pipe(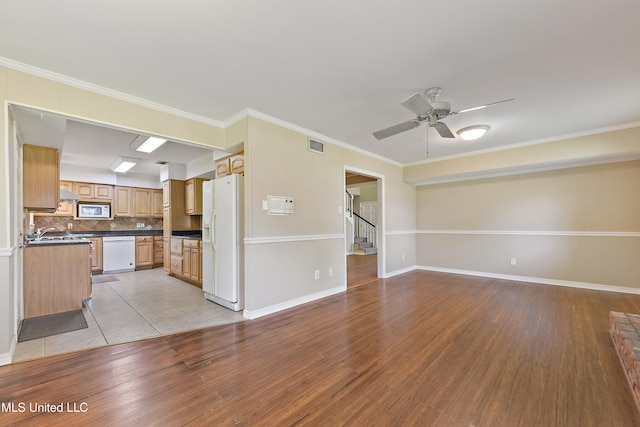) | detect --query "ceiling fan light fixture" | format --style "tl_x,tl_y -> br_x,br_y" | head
110,156 -> 138,173
131,135 -> 167,153
457,125 -> 490,141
